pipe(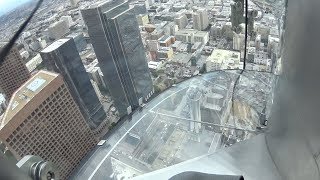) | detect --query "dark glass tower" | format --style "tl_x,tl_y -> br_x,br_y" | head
231,0 -> 244,32
81,0 -> 153,117
40,38 -> 106,129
